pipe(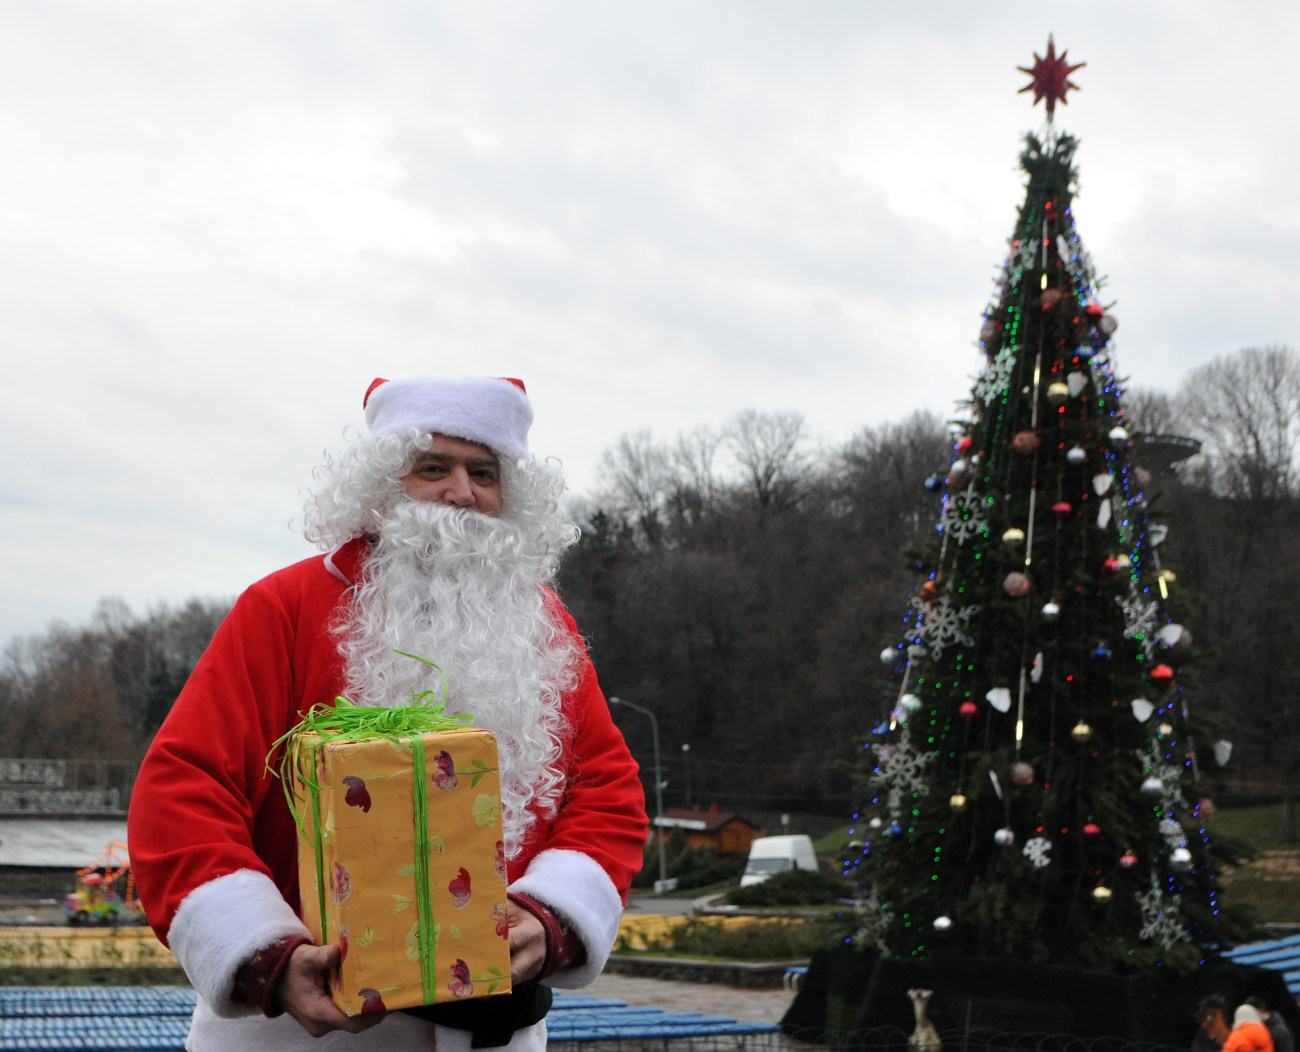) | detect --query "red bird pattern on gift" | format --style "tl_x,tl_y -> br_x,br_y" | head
358,988 -> 386,1014
490,902 -> 509,939
331,863 -> 351,904
342,775 -> 372,812
448,959 -> 473,999
448,868 -> 472,909
431,750 -> 458,791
